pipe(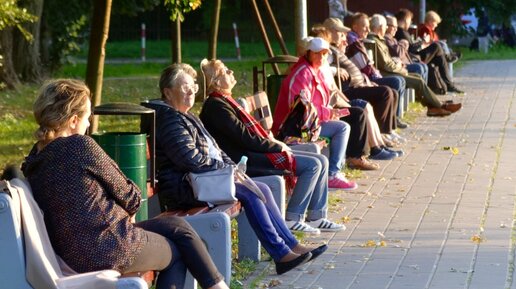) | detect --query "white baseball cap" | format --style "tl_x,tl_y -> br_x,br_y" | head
304,37 -> 331,53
